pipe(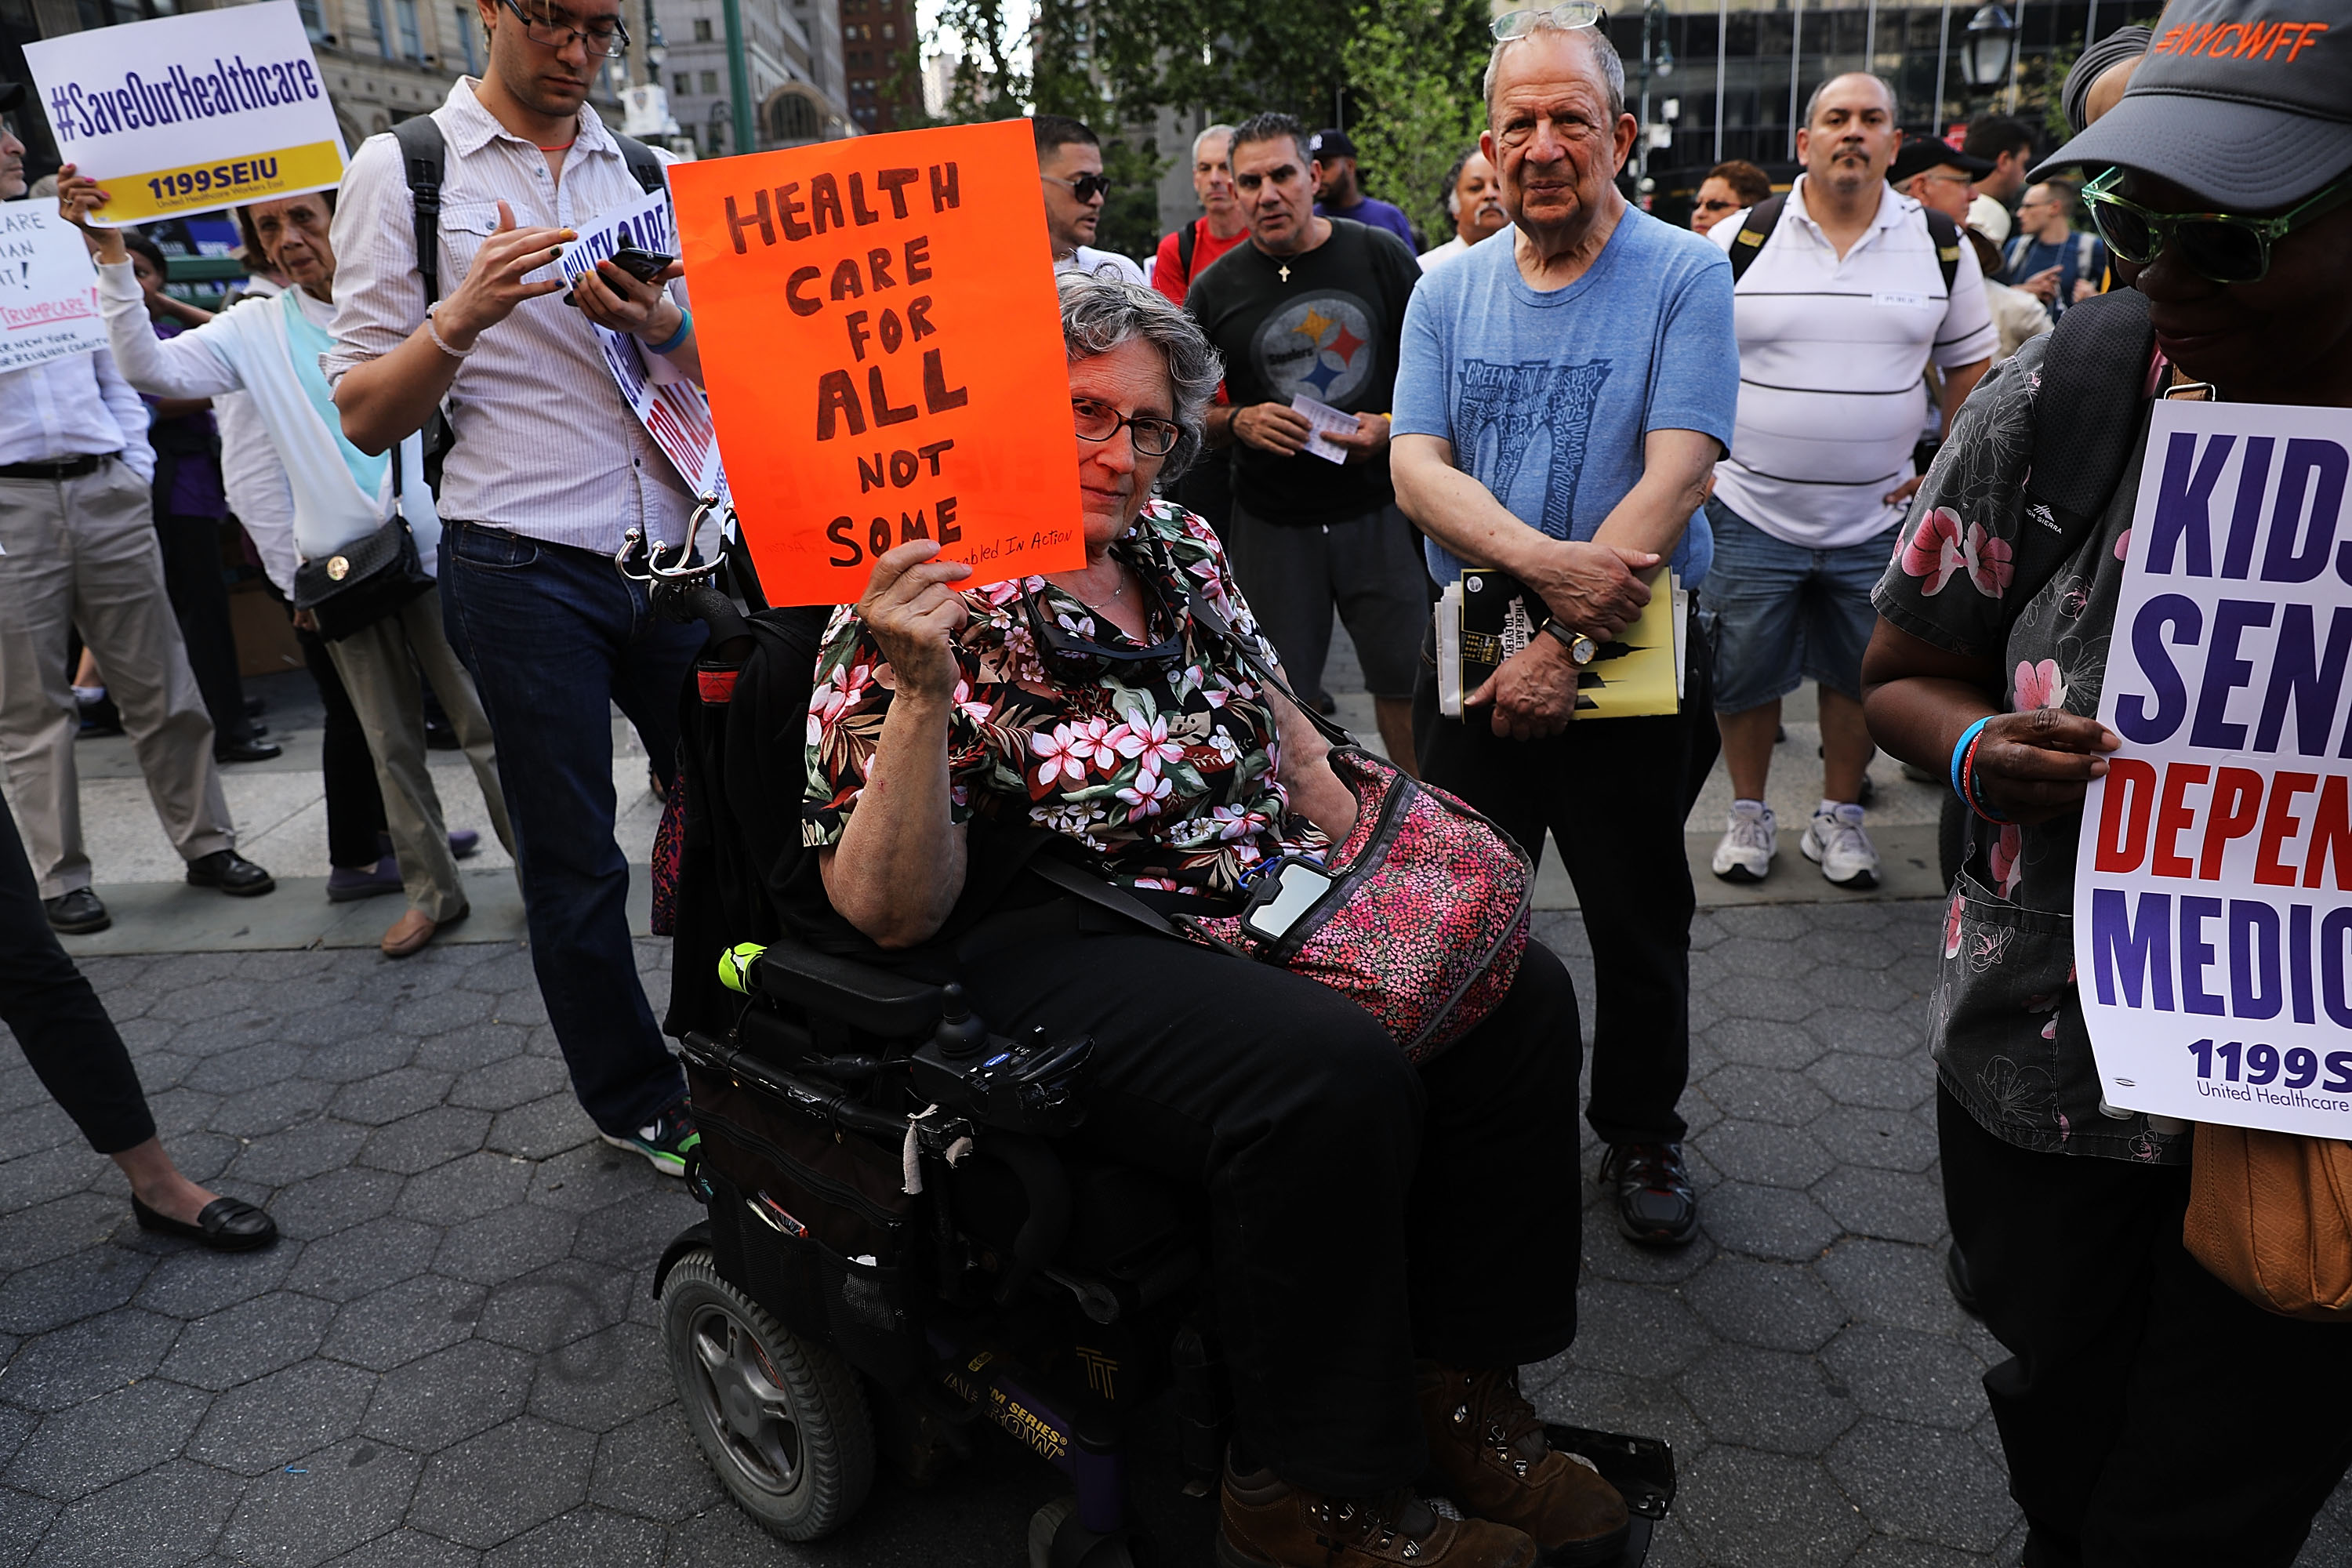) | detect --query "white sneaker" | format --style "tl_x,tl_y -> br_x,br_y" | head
1802,802 -> 1881,889
1711,801 -> 1777,883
